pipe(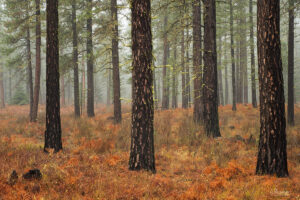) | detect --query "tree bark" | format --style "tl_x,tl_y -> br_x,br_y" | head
249,0 -> 257,108
256,0 -> 288,177
129,0 -> 155,173
86,0 -> 95,117
44,0 -> 62,153
111,0 -> 122,123
287,0 -> 294,126
61,74 -> 65,107
193,0 -> 203,122
224,35 -> 229,105
172,43 -> 178,109
0,68 -> 4,109
107,69 -> 111,106
240,10 -> 248,104
162,15 -> 170,110
181,10 -> 187,109
26,12 -> 34,120
230,0 -> 236,111
202,0 -> 220,138
186,25 -> 191,108
217,36 -> 224,106
72,0 -> 80,117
